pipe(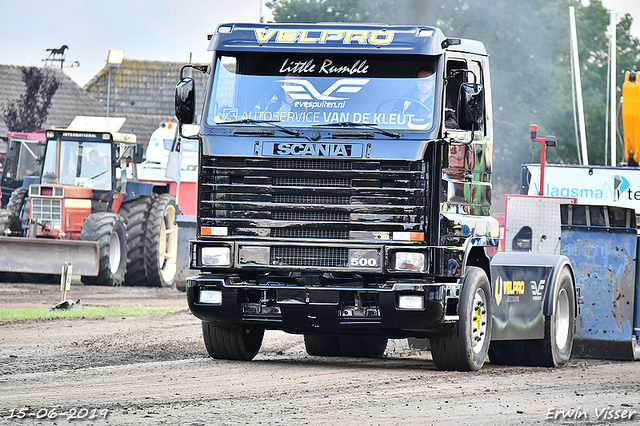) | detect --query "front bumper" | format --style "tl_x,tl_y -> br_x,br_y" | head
187,276 -> 462,337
